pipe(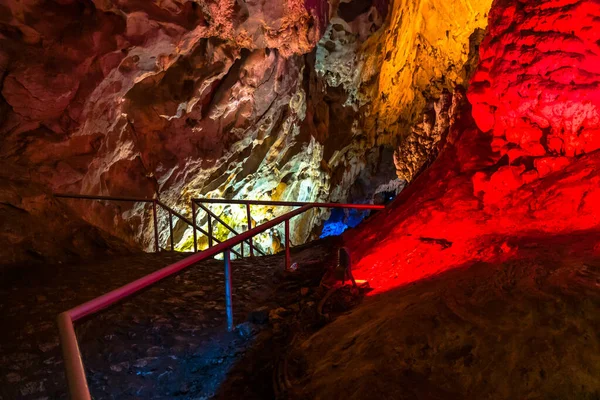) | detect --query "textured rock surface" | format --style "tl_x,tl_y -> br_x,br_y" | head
293,1 -> 600,397
357,0 -> 491,144
314,0 -> 492,186
298,238 -> 600,399
468,0 -> 600,190
0,0 -> 494,260
393,89 -> 454,181
340,0 -> 600,292
0,0 -> 331,258
332,1 -> 600,296
0,180 -> 129,268
347,89 -> 600,295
